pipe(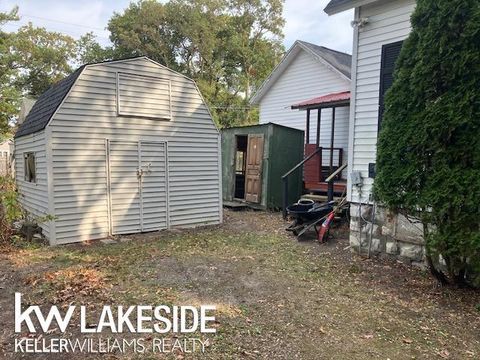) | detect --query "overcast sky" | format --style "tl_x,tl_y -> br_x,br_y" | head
1,0 -> 354,54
